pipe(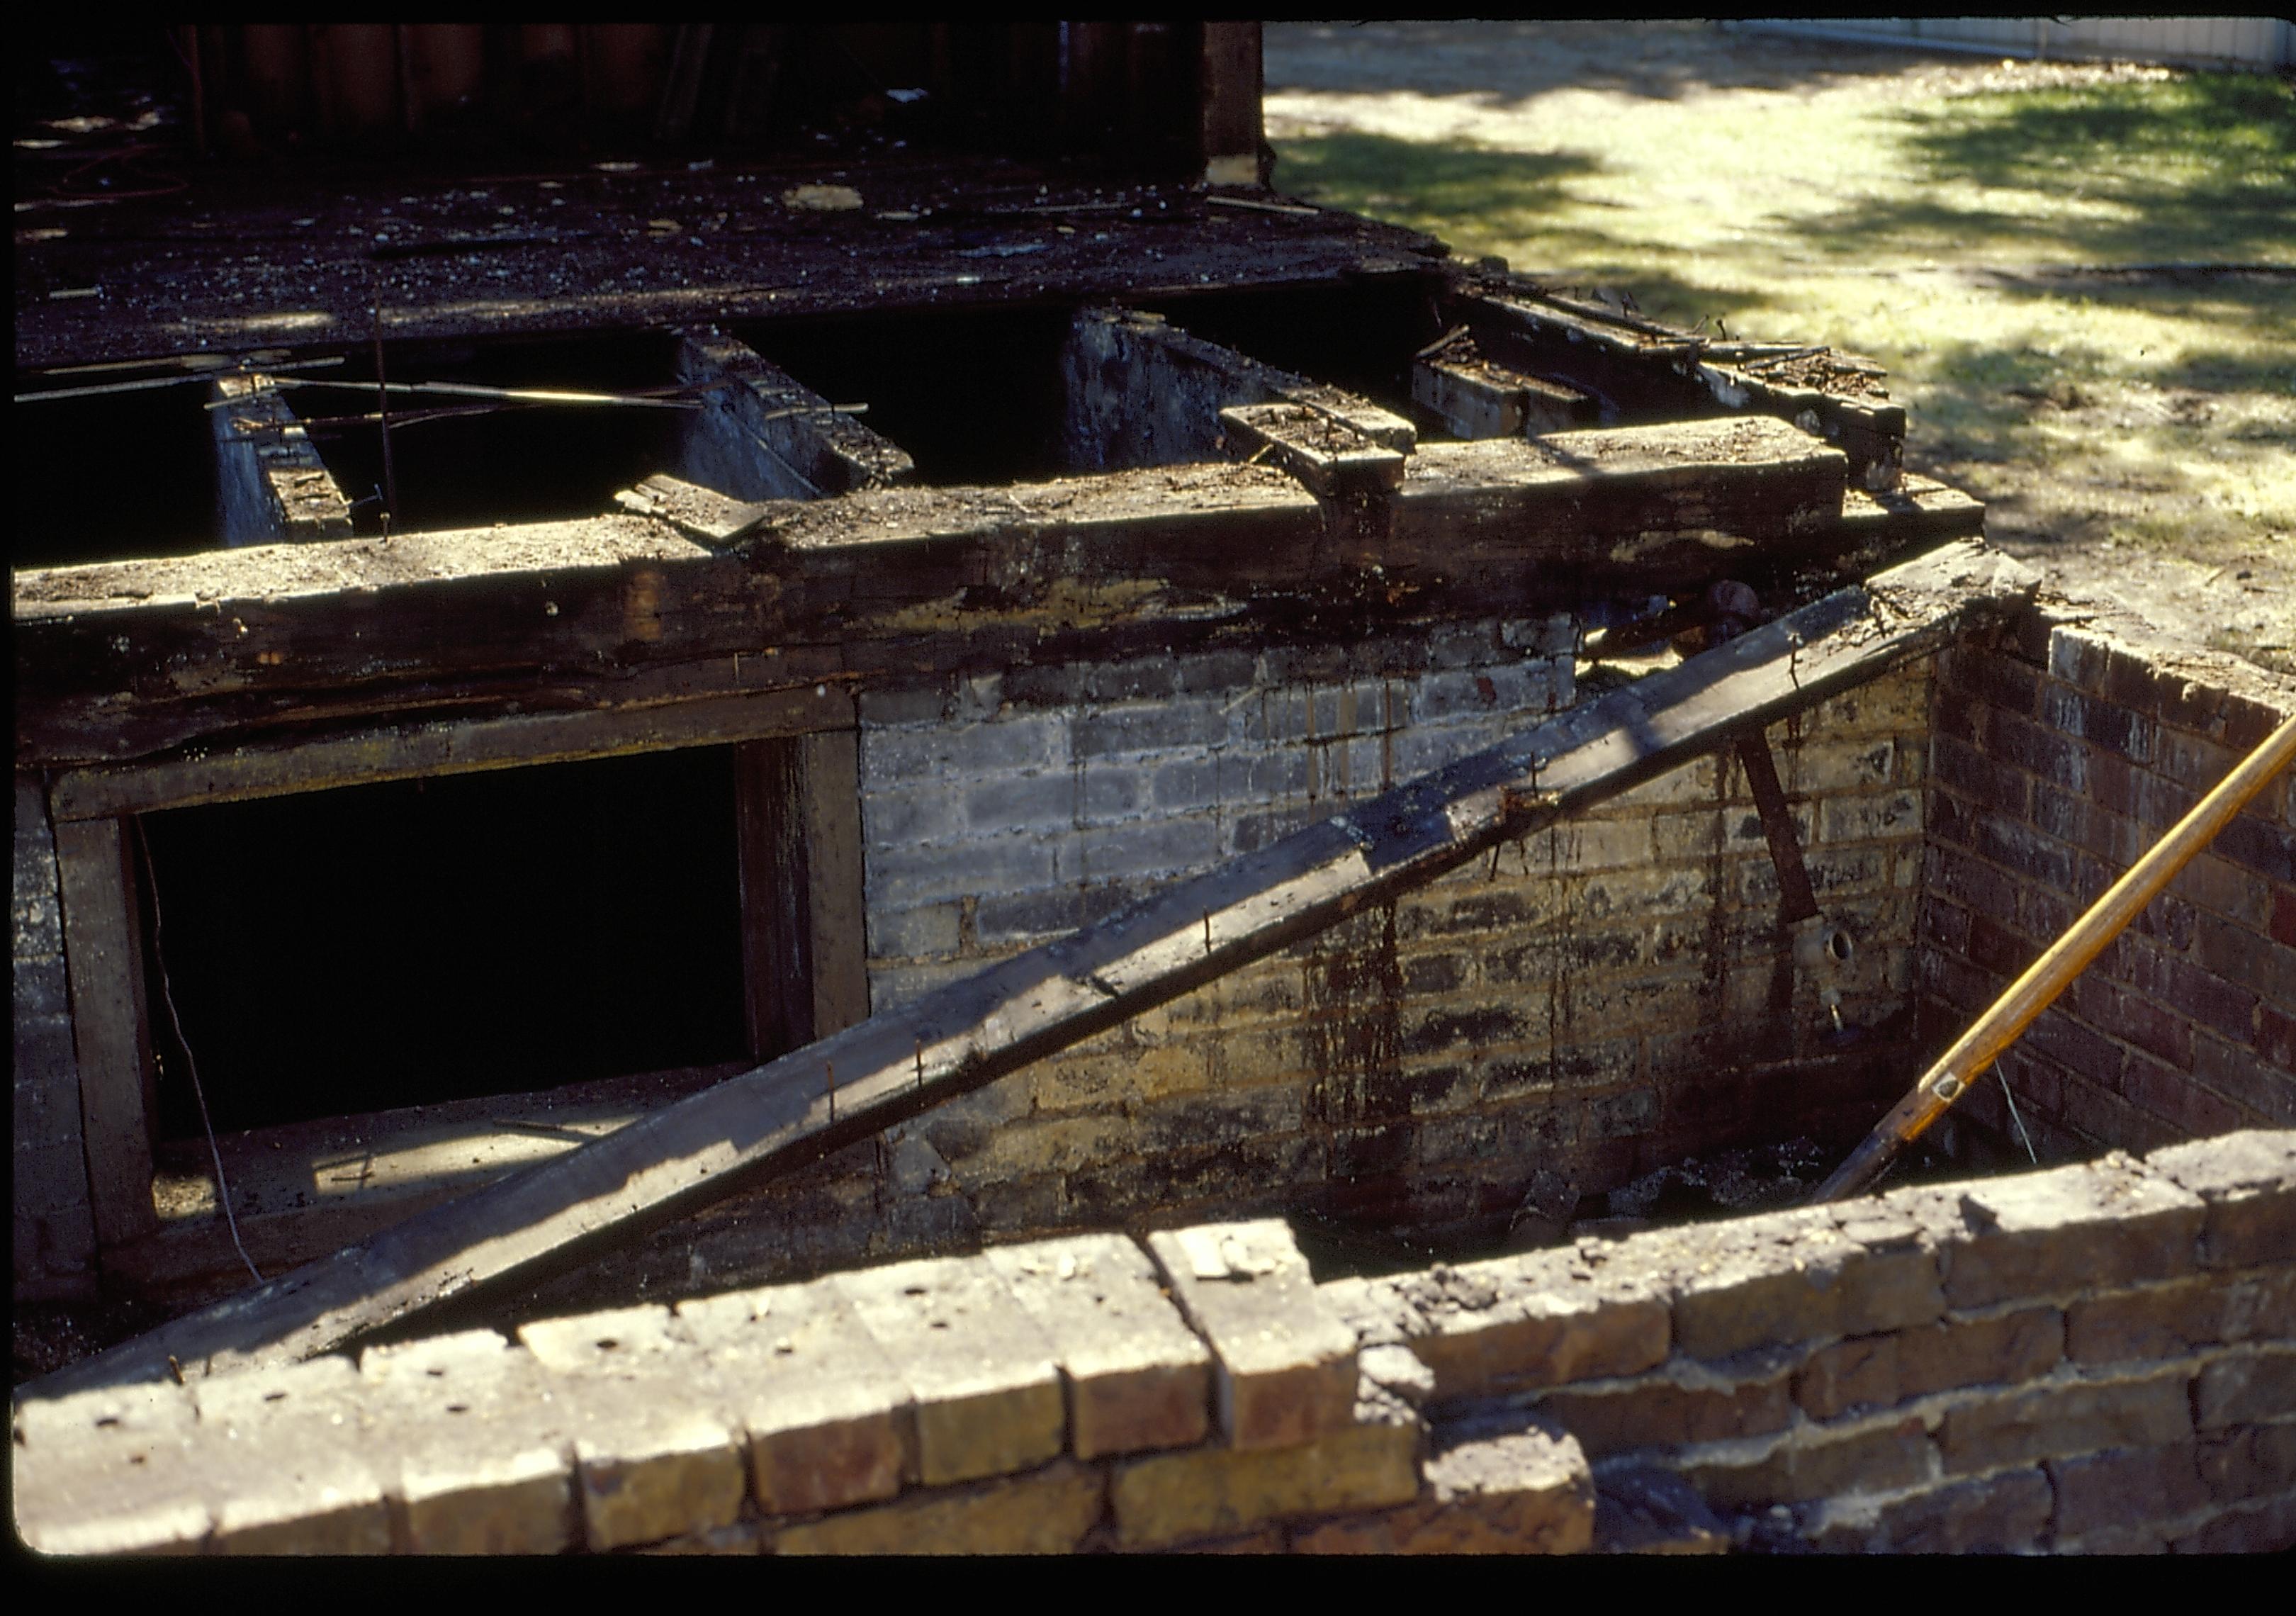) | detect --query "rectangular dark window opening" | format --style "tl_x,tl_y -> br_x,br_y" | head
137,745 -> 751,1138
